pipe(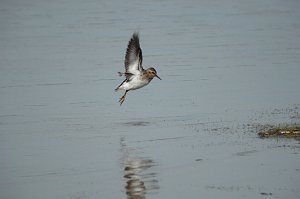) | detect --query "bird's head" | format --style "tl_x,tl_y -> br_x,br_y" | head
146,67 -> 161,80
